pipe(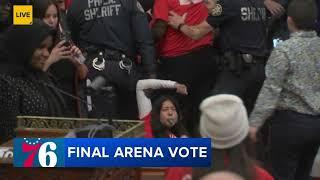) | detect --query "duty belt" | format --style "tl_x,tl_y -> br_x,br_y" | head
241,53 -> 267,64
91,51 -> 133,75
